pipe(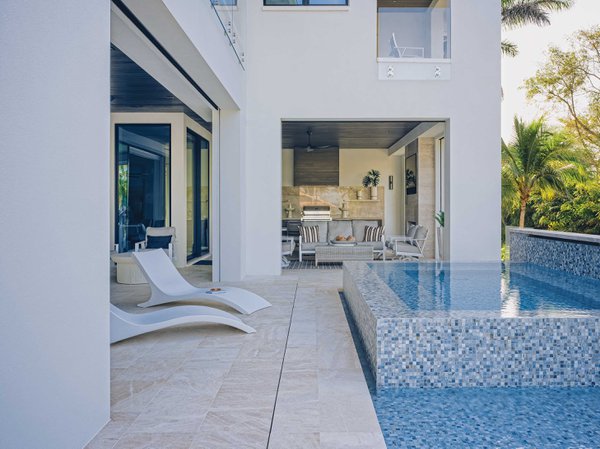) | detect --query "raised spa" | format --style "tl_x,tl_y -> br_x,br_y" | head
343,261 -> 600,388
